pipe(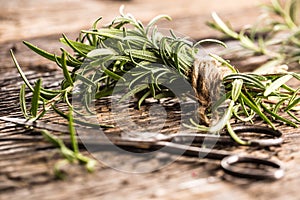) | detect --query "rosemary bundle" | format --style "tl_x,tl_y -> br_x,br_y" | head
10,6 -> 300,170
